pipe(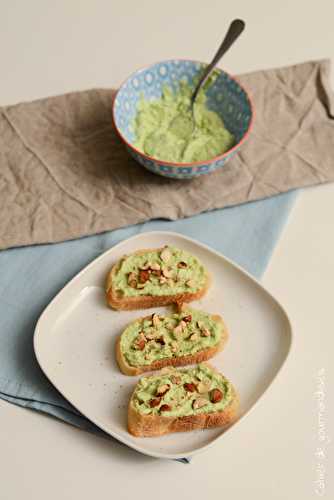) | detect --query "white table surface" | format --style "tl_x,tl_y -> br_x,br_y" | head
0,1 -> 333,499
